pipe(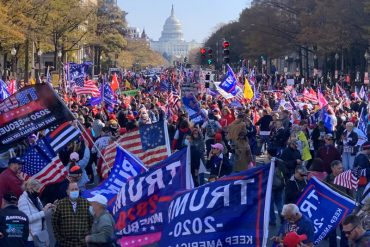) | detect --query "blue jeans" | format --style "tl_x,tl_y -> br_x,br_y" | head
342,152 -> 355,170
270,188 -> 284,224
